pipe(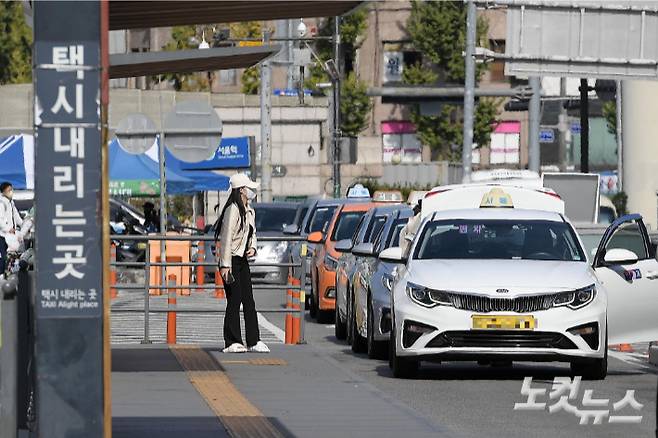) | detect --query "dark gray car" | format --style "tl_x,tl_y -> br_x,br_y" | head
284,198 -> 361,293
204,202 -> 300,284
351,206 -> 413,358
